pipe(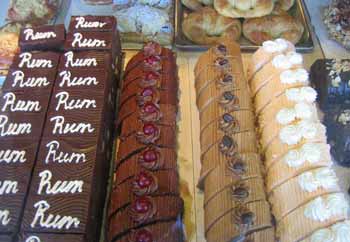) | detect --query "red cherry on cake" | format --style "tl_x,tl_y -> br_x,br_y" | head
135,171 -> 154,189
134,229 -> 153,242
144,55 -> 160,65
143,102 -> 158,114
143,149 -> 157,163
141,87 -> 154,98
134,197 -> 152,213
145,71 -> 159,81
143,123 -> 157,135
